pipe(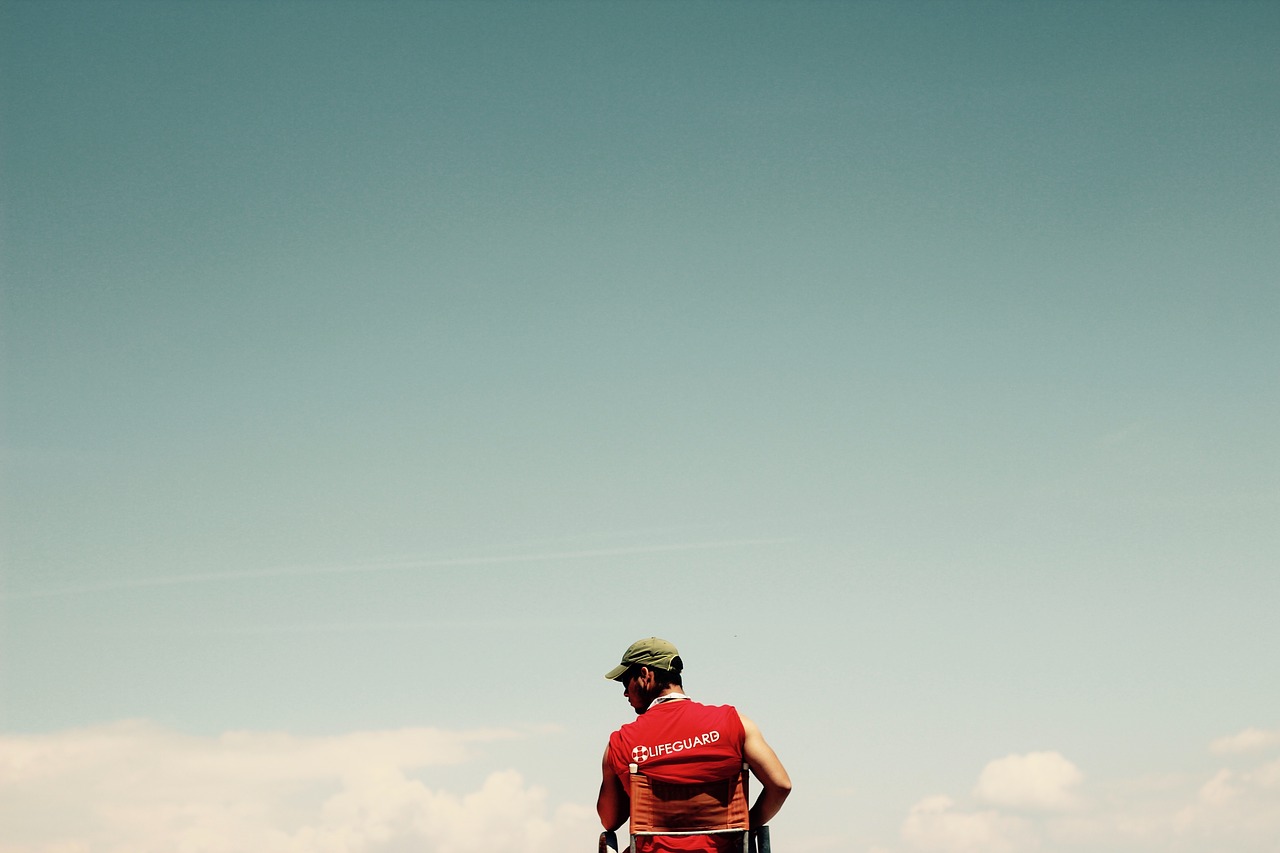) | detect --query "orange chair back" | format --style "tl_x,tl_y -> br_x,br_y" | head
628,762 -> 750,837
